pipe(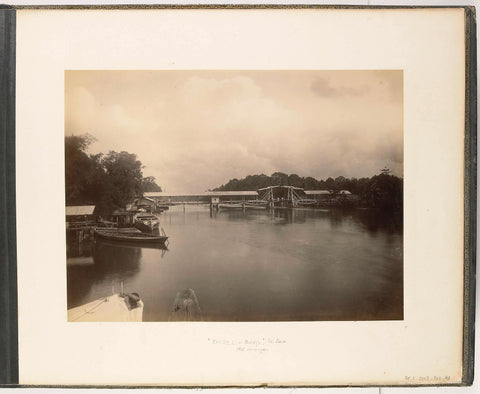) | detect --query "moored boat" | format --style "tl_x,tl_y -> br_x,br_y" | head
95,237 -> 169,252
134,214 -> 160,233
219,202 -> 267,210
68,292 -> 144,322
218,203 -> 244,210
94,228 -> 168,244
95,219 -> 118,228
